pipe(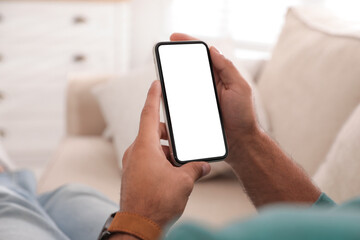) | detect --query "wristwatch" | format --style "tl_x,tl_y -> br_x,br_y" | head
98,212 -> 162,240
98,212 -> 116,240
